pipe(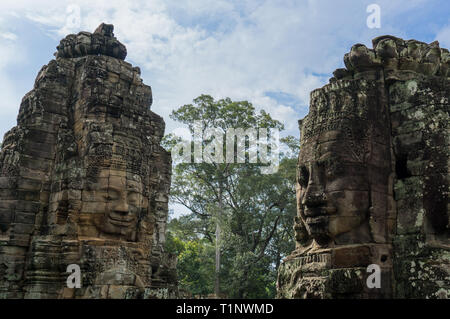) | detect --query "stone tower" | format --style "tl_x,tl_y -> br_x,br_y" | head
277,36 -> 449,298
0,24 -> 177,298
